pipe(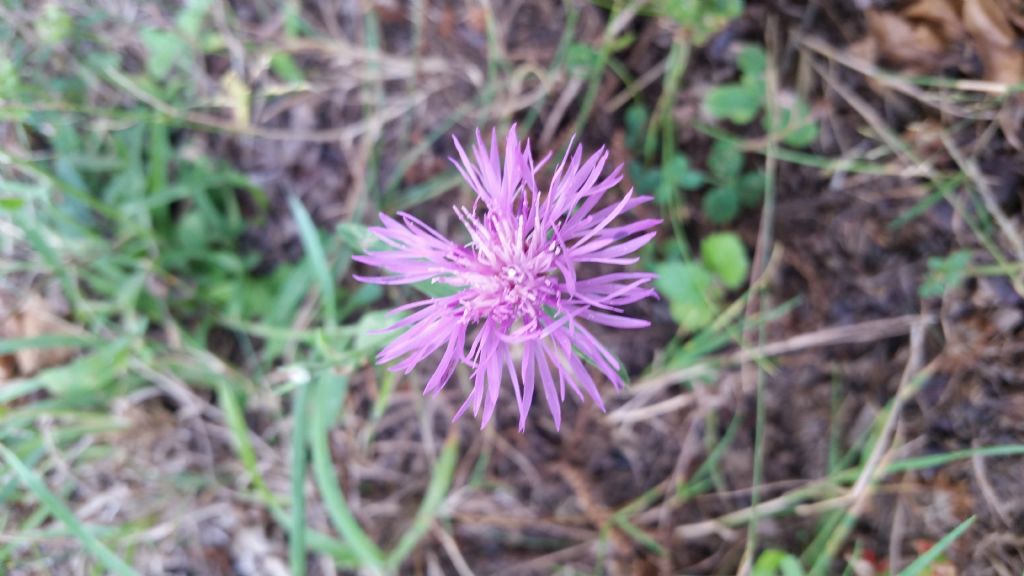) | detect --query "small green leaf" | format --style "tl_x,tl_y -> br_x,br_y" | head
707,139 -> 744,182
920,250 -> 972,298
175,0 -> 213,40
654,179 -> 676,207
176,210 -> 208,254
140,28 -> 185,79
738,170 -> 766,208
753,549 -> 806,576
353,311 -> 395,353
655,0 -> 742,45
667,152 -> 700,186
657,0 -> 699,26
566,42 -> 599,71
0,197 -> 25,211
702,187 -> 740,225
704,83 -> 762,125
271,53 -> 306,83
625,104 -> 650,153
765,98 -> 818,148
666,154 -> 690,174
678,168 -> 705,191
737,45 -> 767,79
35,4 -> 73,46
629,161 -> 662,197
607,33 -> 637,54
0,57 -> 19,99
283,2 -> 303,35
659,154 -> 706,198
654,261 -> 719,331
701,232 -> 750,290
